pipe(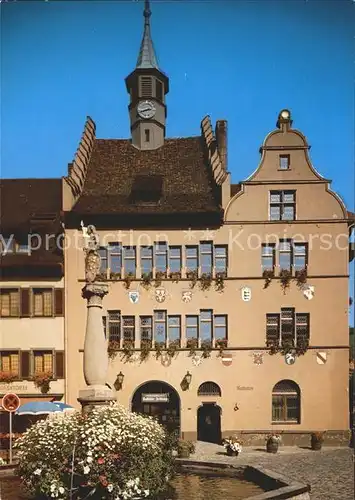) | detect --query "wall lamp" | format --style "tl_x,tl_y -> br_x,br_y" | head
114,371 -> 124,391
